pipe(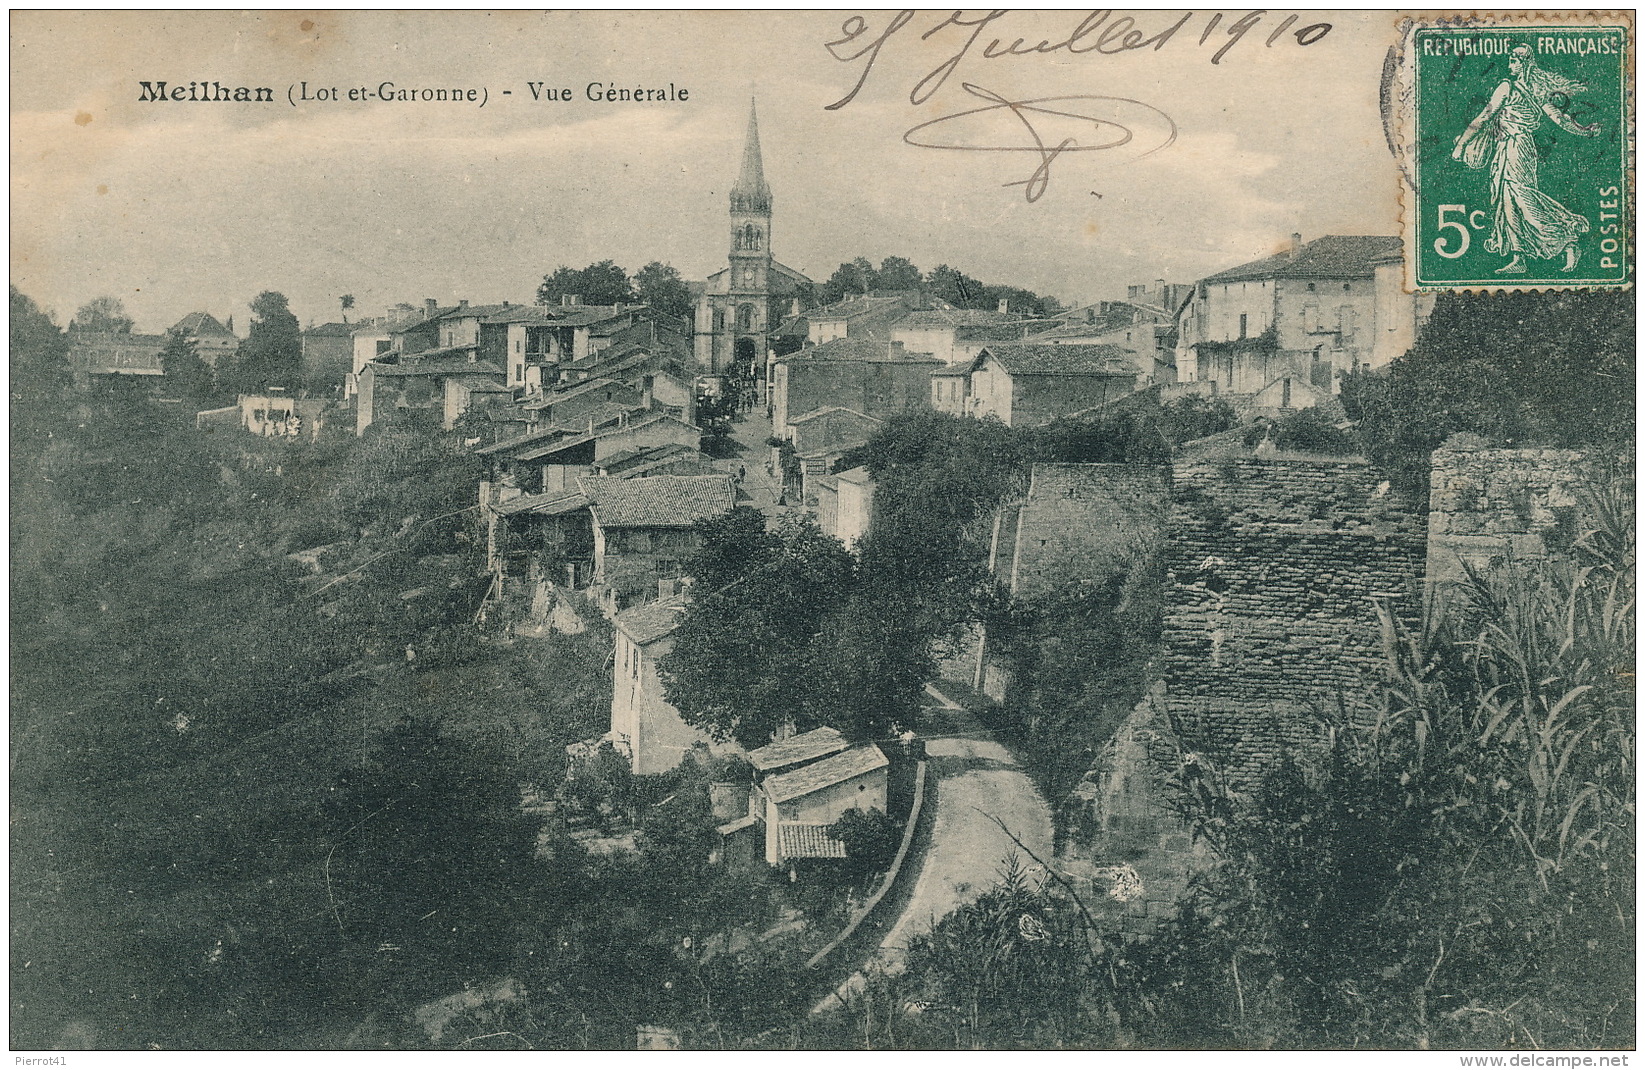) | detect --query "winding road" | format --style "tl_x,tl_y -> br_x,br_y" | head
816,681 -> 1054,1010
